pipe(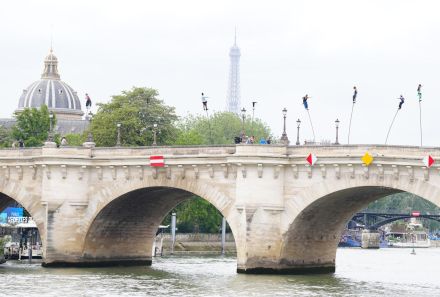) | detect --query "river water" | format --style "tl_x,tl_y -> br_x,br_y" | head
1,248 -> 440,297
